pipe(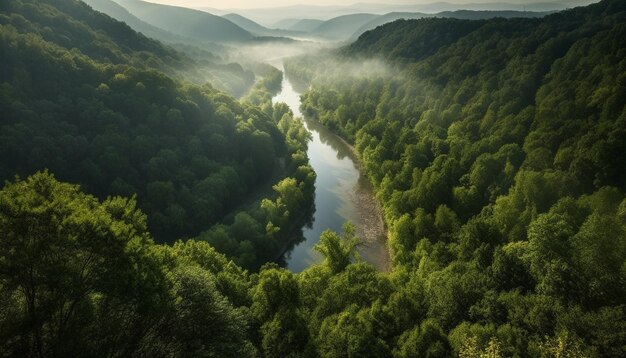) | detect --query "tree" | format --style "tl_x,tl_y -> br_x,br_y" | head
0,172 -> 255,357
458,336 -> 502,358
317,306 -> 390,358
395,319 -> 452,358
525,213 -> 577,299
314,223 -> 359,274
251,267 -> 309,357
0,171 -> 166,356
159,266 -> 256,358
